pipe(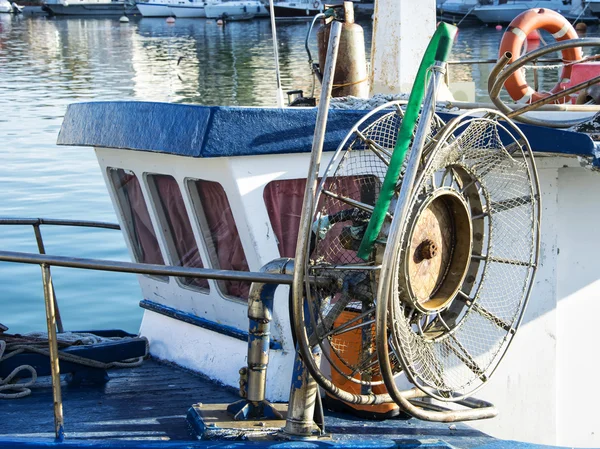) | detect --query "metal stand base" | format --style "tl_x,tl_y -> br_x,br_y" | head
227,399 -> 284,421
187,402 -> 287,441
